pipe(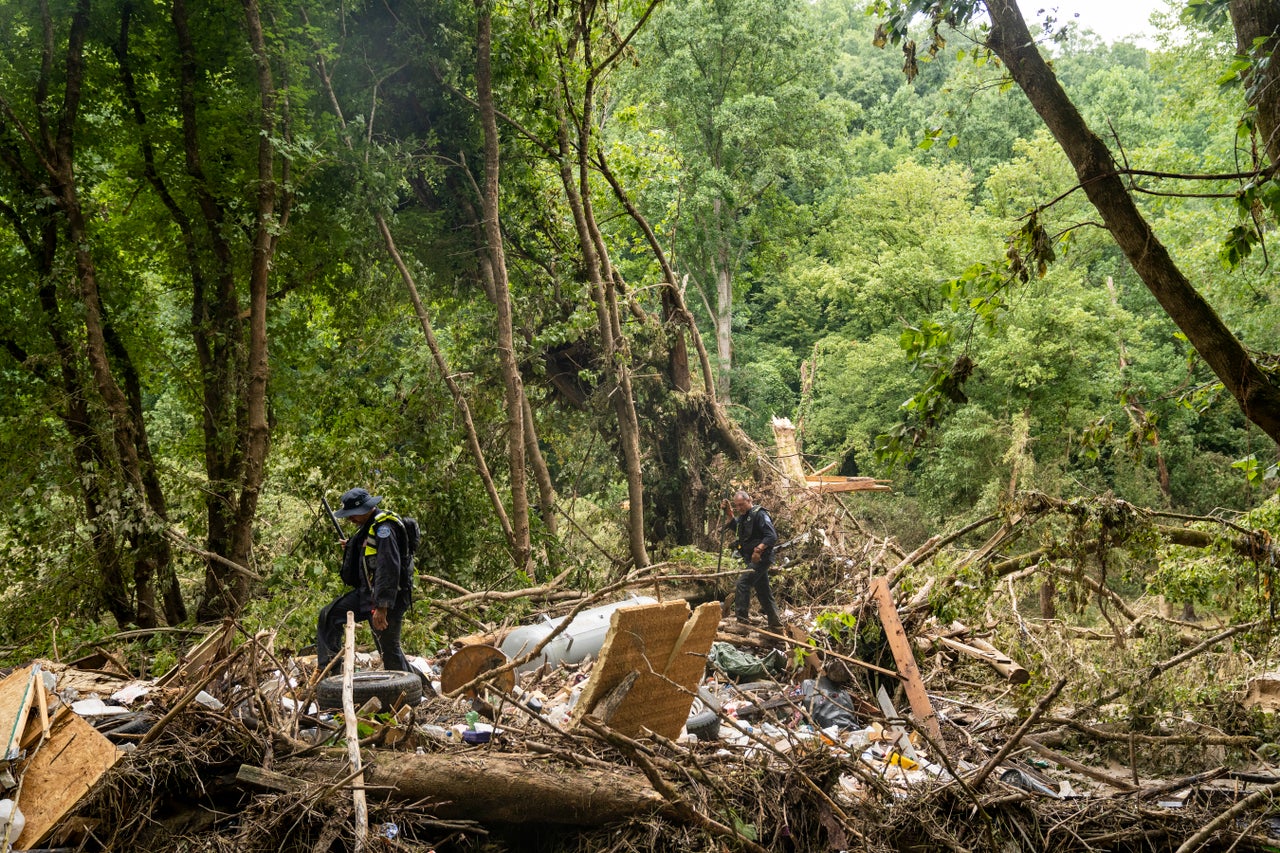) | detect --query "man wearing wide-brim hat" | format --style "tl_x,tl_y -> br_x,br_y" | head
316,487 -> 412,673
